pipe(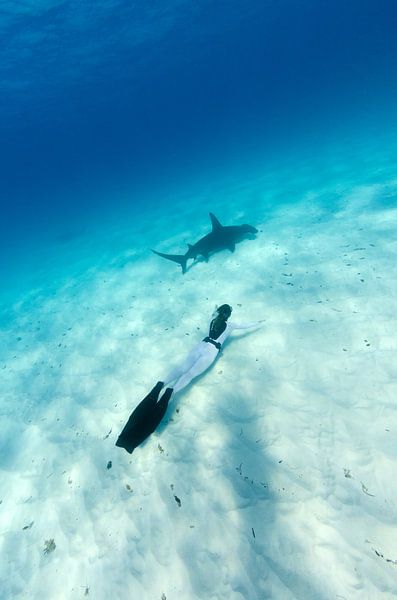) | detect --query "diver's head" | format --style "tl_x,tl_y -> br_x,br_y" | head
216,304 -> 232,320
